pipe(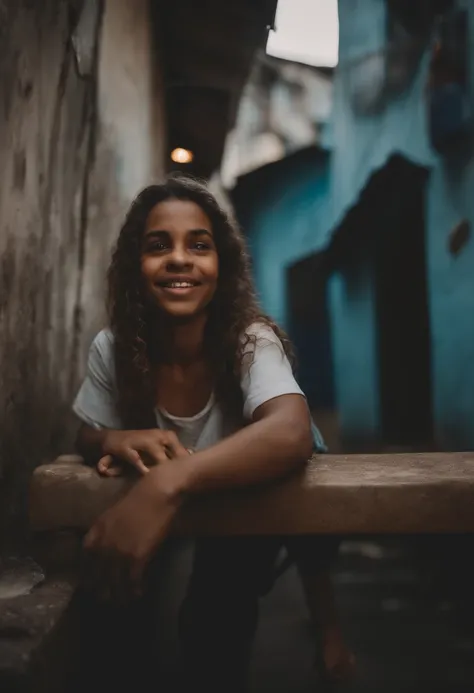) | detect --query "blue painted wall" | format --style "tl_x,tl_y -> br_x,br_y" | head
231,147 -> 333,406
329,263 -> 379,443
331,0 -> 474,449
232,147 -> 331,327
